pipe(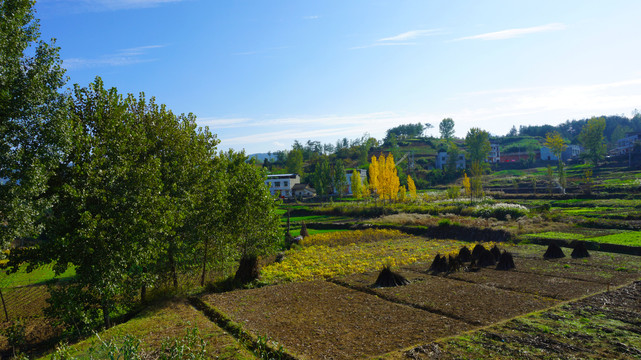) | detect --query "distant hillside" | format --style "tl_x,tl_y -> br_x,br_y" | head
248,153 -> 278,162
